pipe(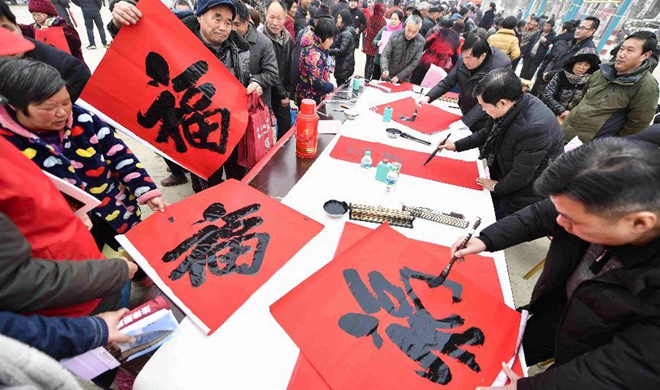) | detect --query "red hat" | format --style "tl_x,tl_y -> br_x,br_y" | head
0,28 -> 35,56
28,0 -> 59,16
